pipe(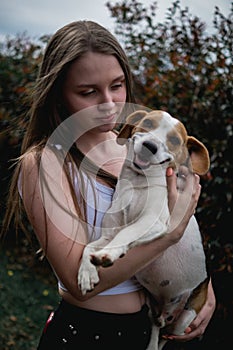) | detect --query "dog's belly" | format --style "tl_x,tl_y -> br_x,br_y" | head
135,216 -> 207,299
